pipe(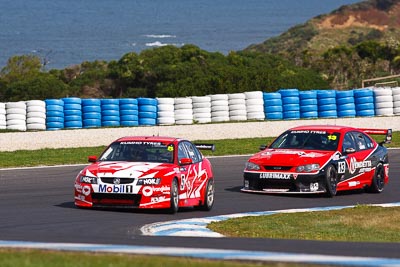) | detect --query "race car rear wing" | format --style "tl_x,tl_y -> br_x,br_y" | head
360,128 -> 392,144
195,143 -> 216,152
